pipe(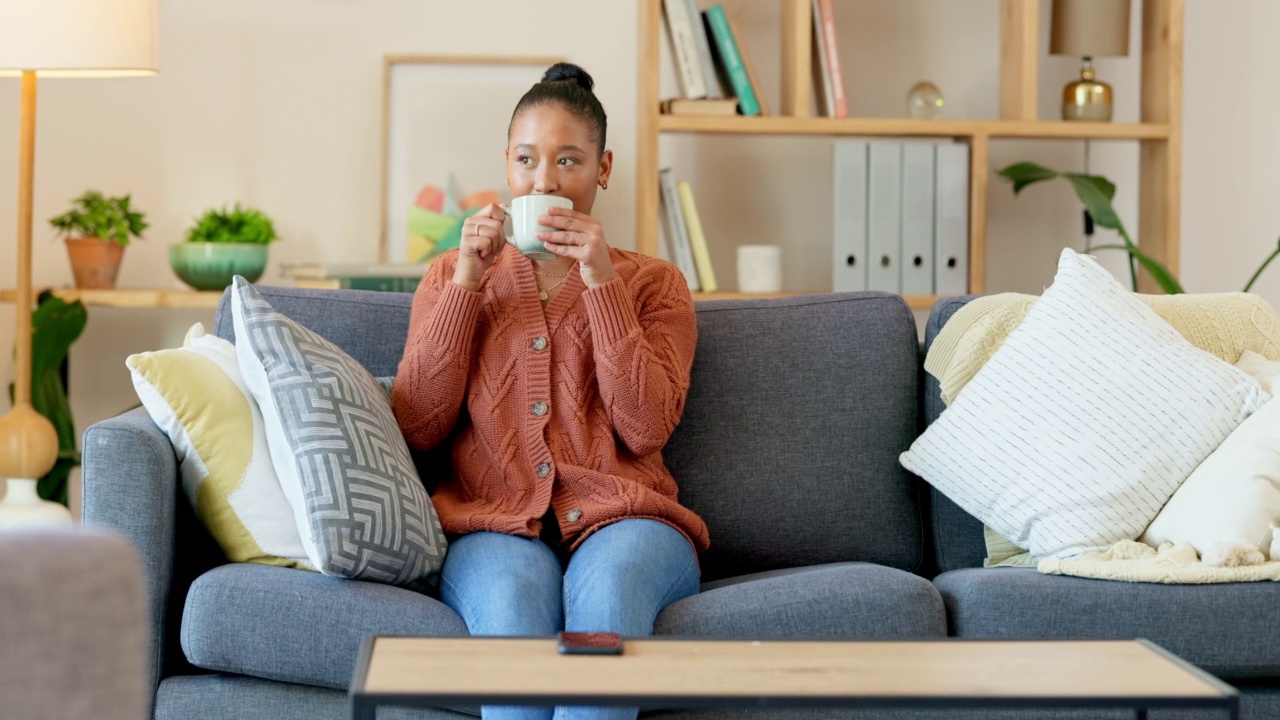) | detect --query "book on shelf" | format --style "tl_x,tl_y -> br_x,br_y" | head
658,168 -> 701,292
811,0 -> 847,117
684,0 -> 725,99
703,4 -> 761,117
662,0 -> 708,99
293,276 -> 423,292
675,180 -> 718,293
660,97 -> 740,116
728,17 -> 770,116
281,262 -> 428,293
